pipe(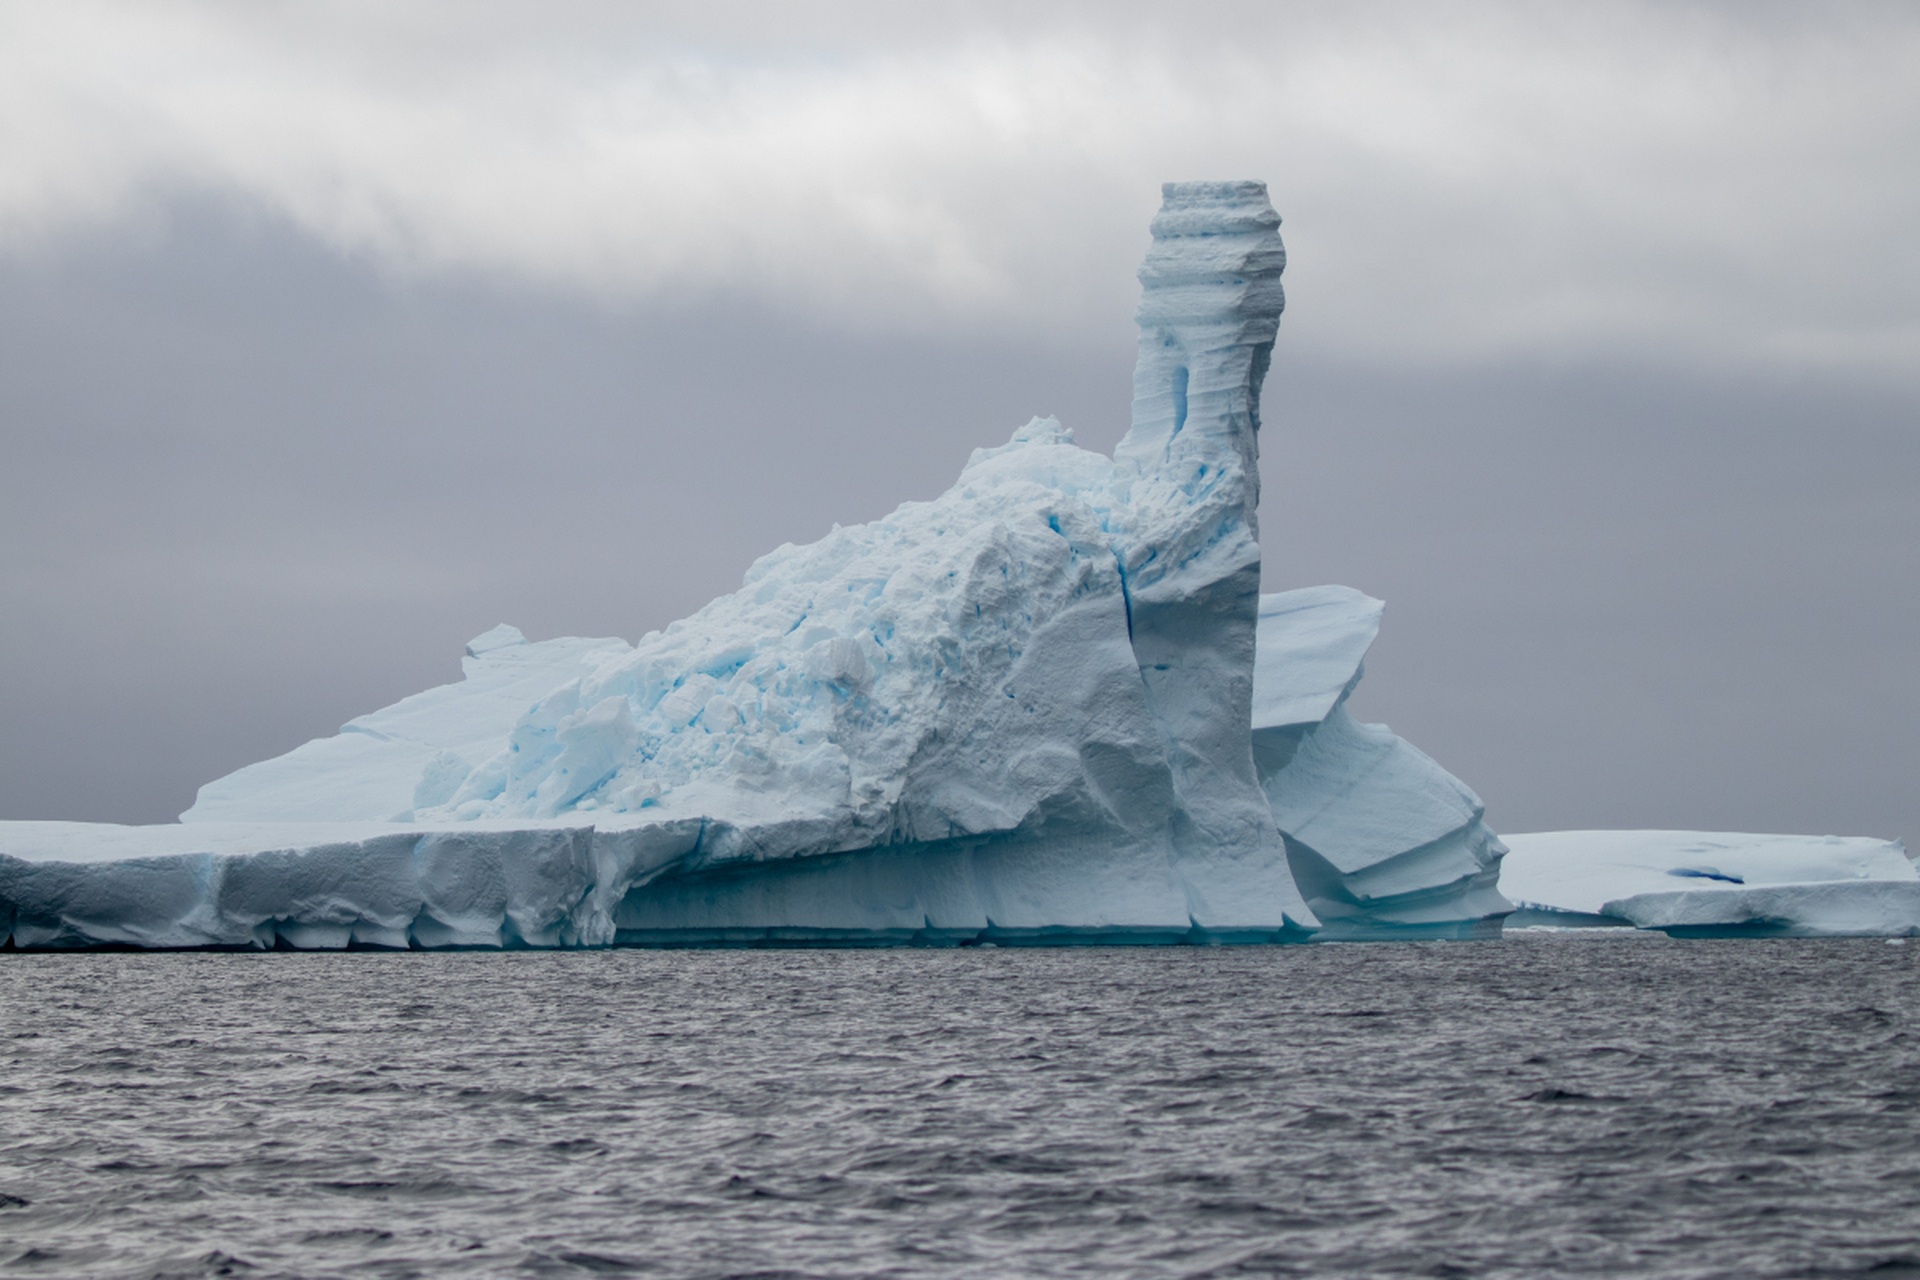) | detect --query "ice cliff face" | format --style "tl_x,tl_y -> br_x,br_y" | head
422,181 -> 1299,934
